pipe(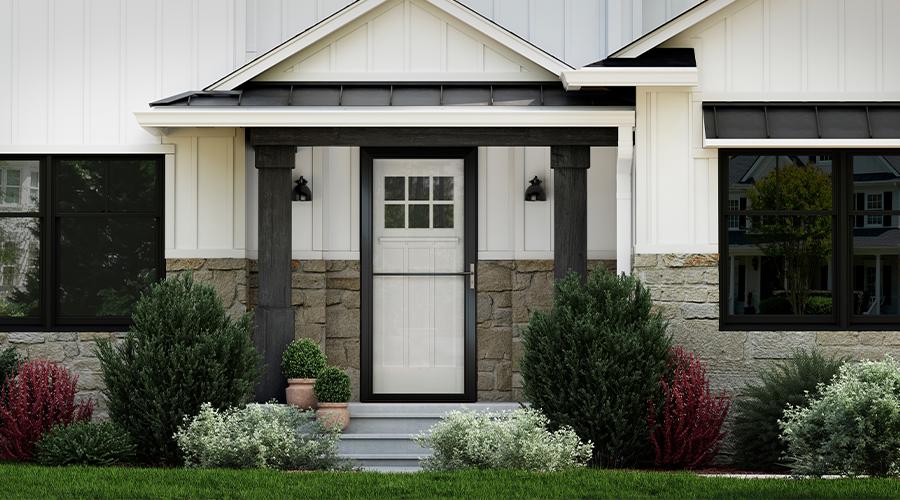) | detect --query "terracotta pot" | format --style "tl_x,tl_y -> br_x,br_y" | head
285,378 -> 317,409
316,402 -> 350,431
